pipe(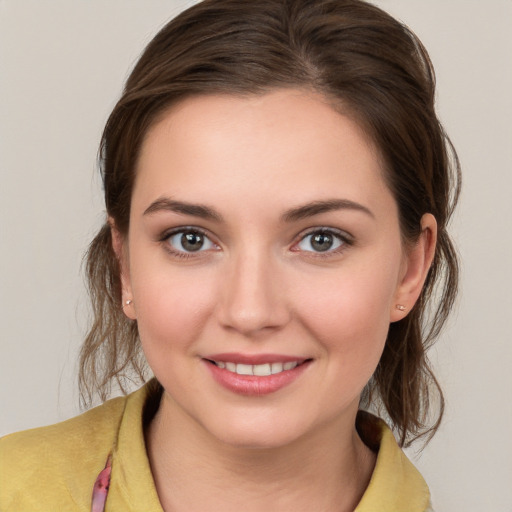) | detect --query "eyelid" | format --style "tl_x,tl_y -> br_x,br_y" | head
291,227 -> 354,255
159,226 -> 220,257
157,225 -> 353,259
159,225 -> 211,241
